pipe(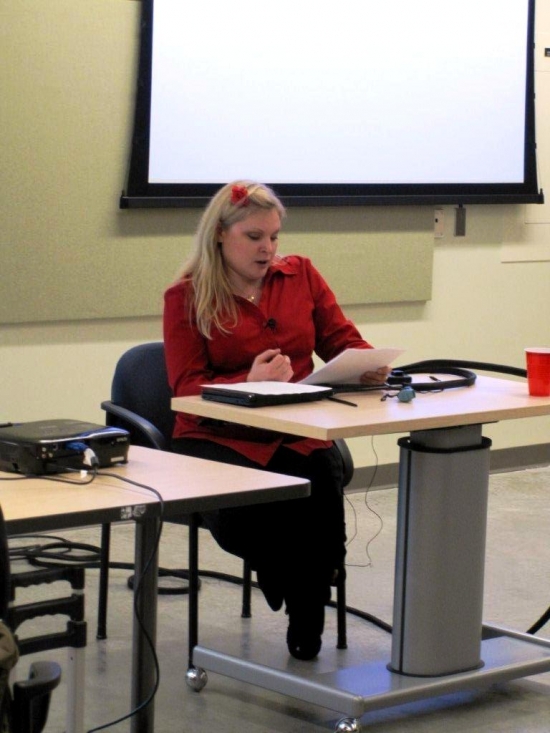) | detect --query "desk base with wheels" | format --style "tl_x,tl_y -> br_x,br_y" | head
189,425 -> 550,732
193,627 -> 550,732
